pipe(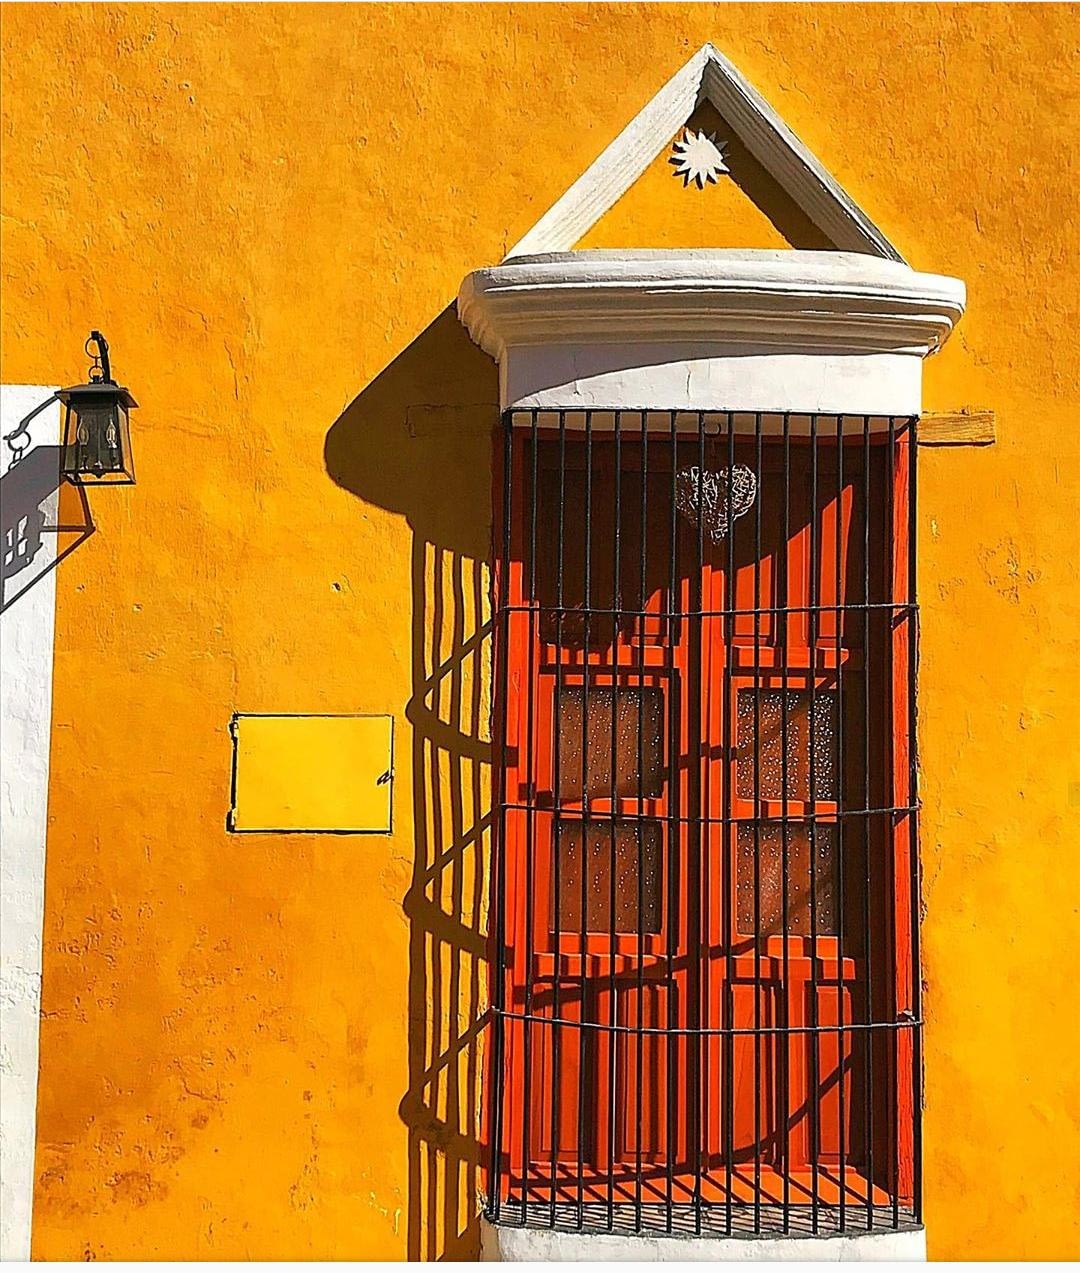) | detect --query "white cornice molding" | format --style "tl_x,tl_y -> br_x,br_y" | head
506,43 -> 903,263
457,250 -> 965,417
460,251 -> 965,359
